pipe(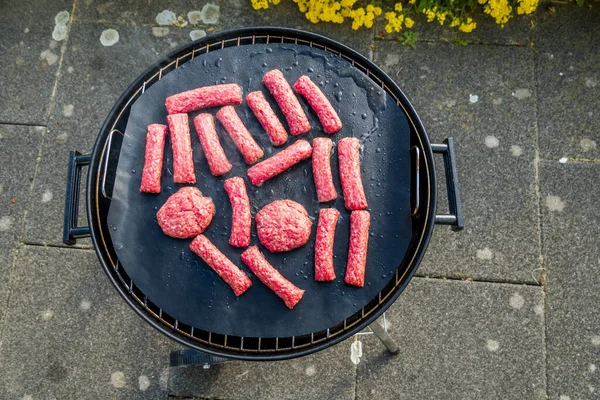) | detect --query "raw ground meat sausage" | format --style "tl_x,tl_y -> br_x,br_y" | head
247,140 -> 312,186
263,69 -> 310,136
193,113 -> 232,176
293,75 -> 342,134
246,91 -> 288,146
311,137 -> 337,202
216,106 -> 264,165
165,83 -> 242,114
344,210 -> 370,287
223,177 -> 251,248
241,246 -> 305,309
190,234 -> 252,296
156,187 -> 214,239
314,208 -> 340,281
338,137 -> 368,210
255,200 -> 312,252
140,124 -> 168,193
166,113 -> 196,184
